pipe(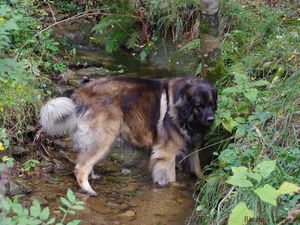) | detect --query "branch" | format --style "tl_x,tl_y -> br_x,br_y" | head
178,136 -> 234,164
